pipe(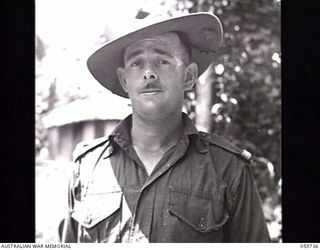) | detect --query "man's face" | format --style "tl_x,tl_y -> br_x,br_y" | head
117,32 -> 197,121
